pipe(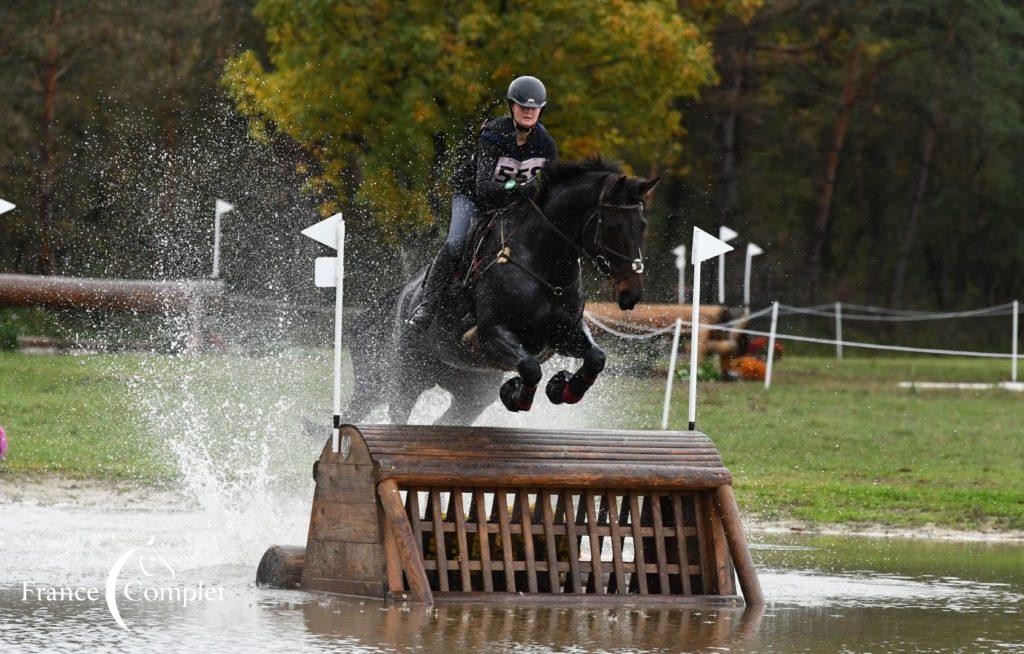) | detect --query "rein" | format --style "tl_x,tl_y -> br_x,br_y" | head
466,173 -> 646,298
